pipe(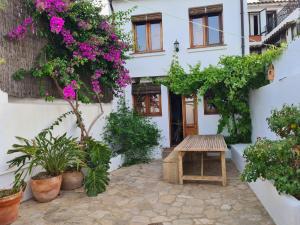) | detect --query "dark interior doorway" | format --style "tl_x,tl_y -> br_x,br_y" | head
169,92 -> 183,146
